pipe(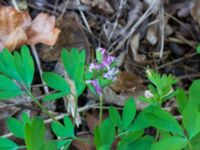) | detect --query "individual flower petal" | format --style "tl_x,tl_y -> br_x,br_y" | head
89,63 -> 102,72
103,67 -> 119,81
144,90 -> 154,99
